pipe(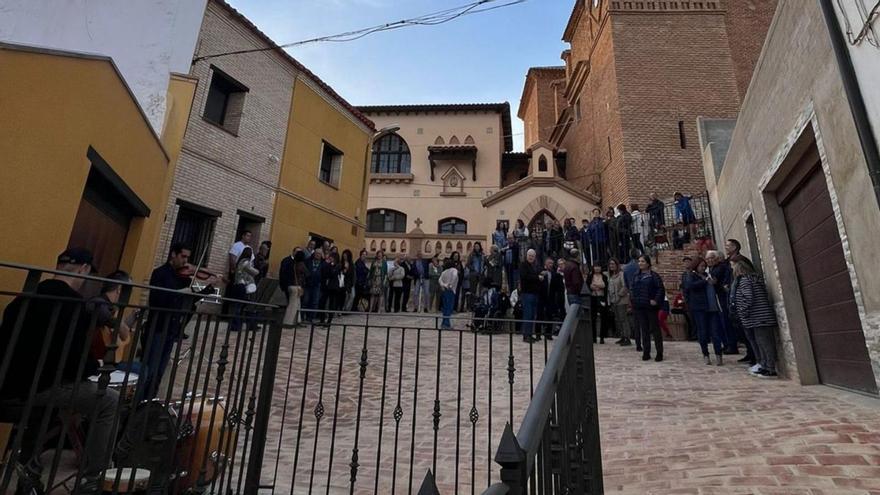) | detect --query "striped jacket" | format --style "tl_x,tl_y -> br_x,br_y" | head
733,274 -> 777,328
